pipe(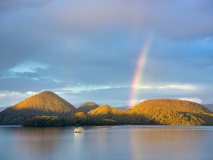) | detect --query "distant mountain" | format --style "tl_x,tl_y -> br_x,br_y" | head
0,91 -> 76,125
203,104 -> 213,112
117,106 -> 129,110
77,102 -> 99,113
88,105 -> 123,118
88,104 -> 126,123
